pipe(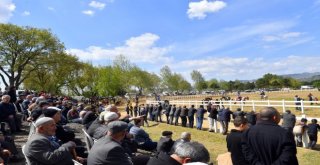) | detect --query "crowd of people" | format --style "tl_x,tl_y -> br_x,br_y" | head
0,87 -> 319,165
